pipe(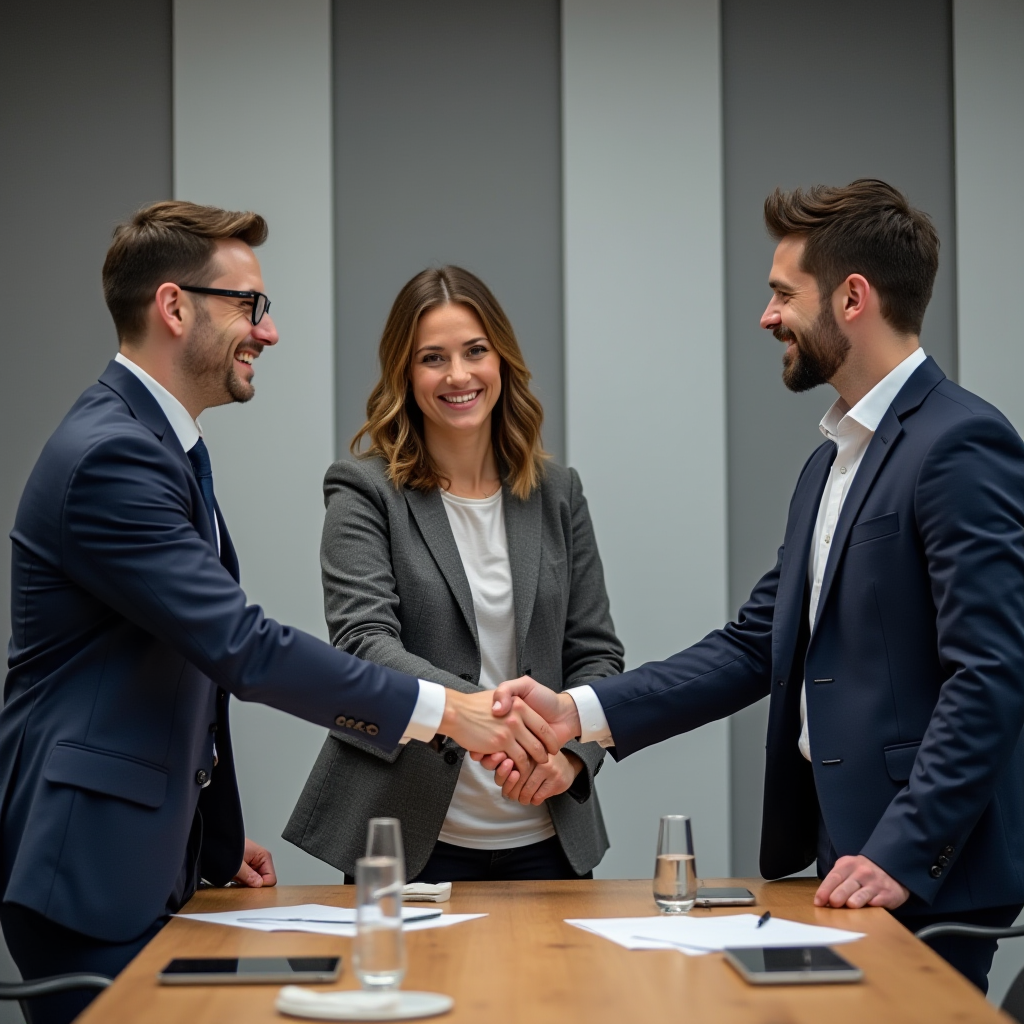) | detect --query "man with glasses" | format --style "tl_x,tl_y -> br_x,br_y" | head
0,200 -> 558,1024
